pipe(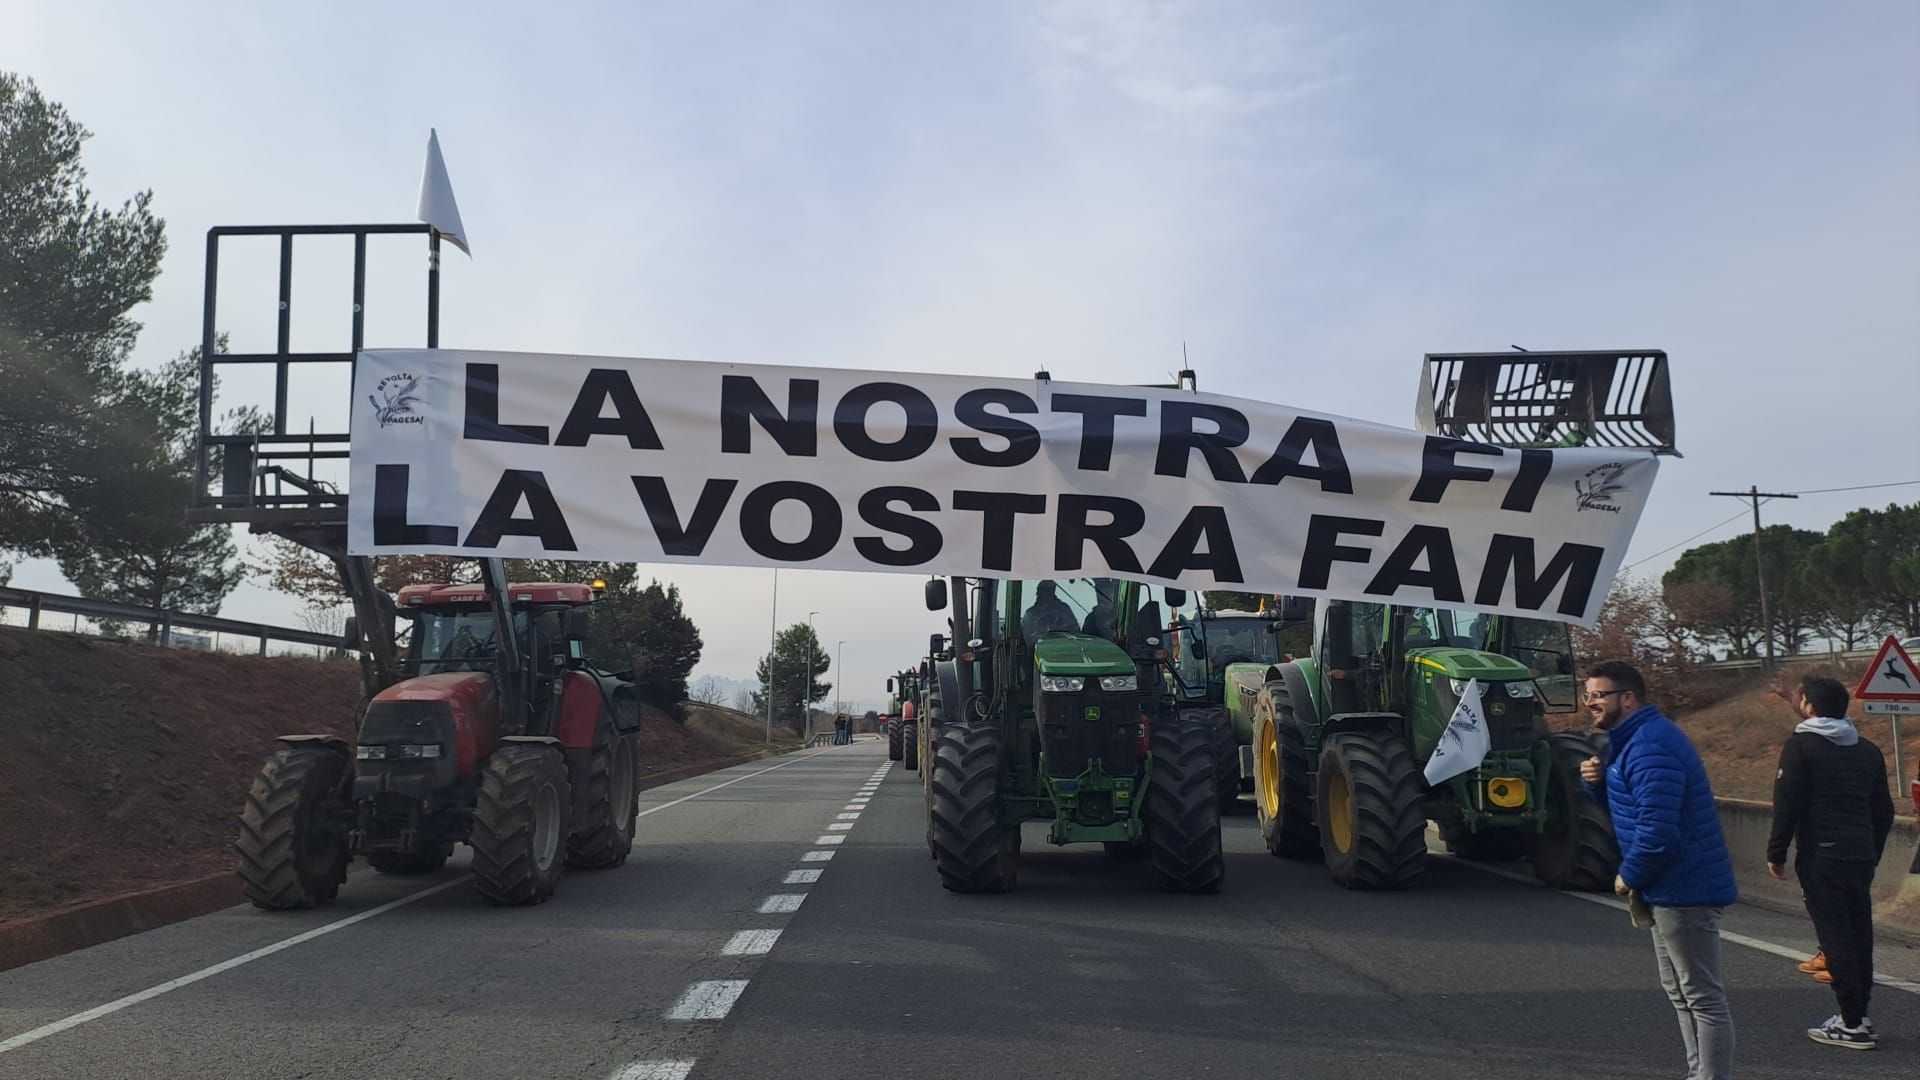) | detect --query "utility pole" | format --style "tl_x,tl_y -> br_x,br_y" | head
764,568 -> 778,744
1709,485 -> 1799,667
806,611 -> 820,741
835,639 -> 846,723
